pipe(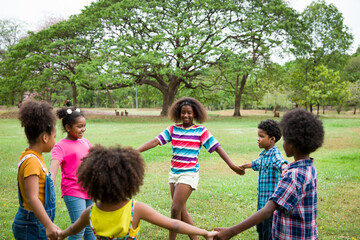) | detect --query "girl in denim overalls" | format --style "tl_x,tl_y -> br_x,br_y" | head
12,100 -> 59,240
57,145 -> 217,240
